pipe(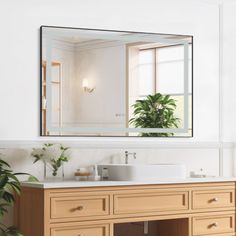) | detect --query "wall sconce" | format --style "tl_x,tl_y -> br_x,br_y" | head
82,79 -> 95,93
